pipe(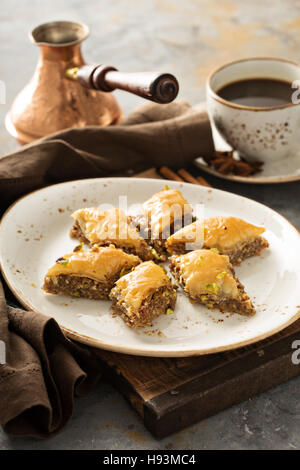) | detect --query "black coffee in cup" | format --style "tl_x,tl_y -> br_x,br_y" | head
217,78 -> 292,107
